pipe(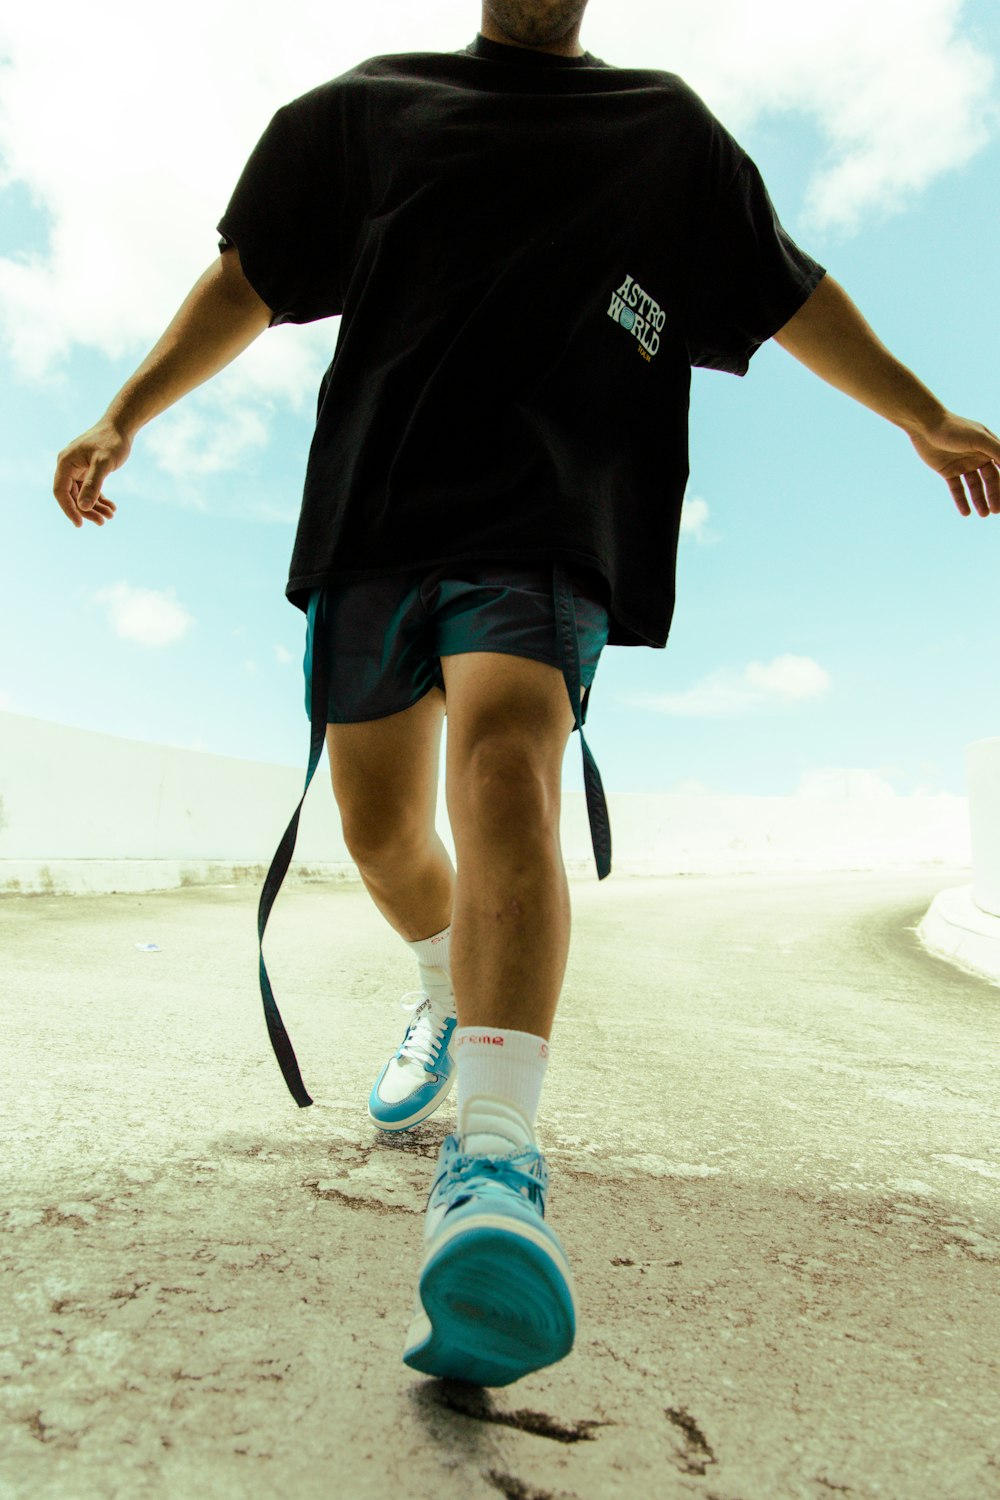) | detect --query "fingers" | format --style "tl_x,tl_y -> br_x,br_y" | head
966,469 -> 988,518
950,463 -> 999,518
53,452 -> 107,525
80,496 -> 118,526
81,502 -> 116,525
987,462 -> 1000,515
54,421 -> 132,529
967,463 -> 1000,518
53,452 -> 119,527
53,451 -> 86,527
76,456 -> 112,513
950,477 -> 972,517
